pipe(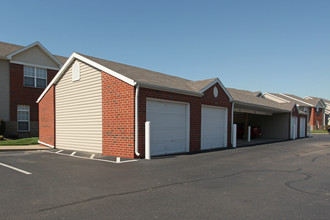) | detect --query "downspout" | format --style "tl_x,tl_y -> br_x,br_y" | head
135,84 -> 140,157
231,102 -> 234,145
